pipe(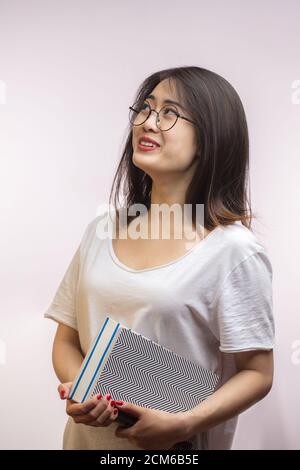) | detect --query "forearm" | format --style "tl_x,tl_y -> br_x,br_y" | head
182,369 -> 272,439
52,339 -> 84,383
